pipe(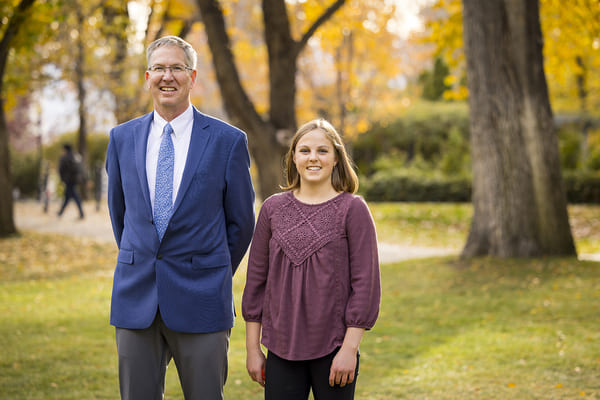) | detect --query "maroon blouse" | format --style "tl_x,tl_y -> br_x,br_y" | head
242,191 -> 381,361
